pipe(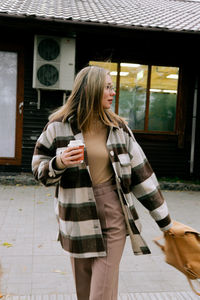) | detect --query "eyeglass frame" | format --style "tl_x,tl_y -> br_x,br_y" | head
105,85 -> 116,93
